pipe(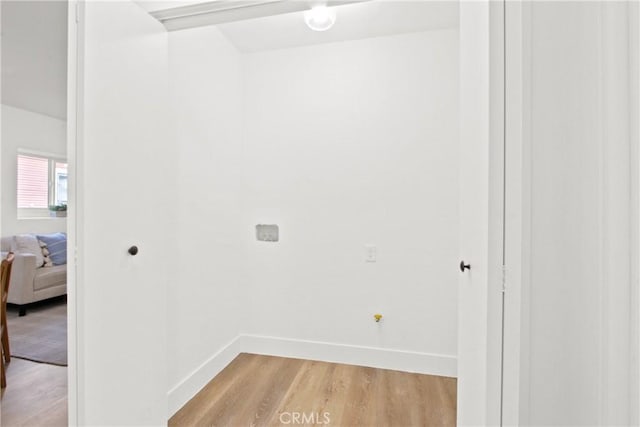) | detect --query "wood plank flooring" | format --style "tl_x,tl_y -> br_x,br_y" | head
170,353 -> 457,427
0,358 -> 67,427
